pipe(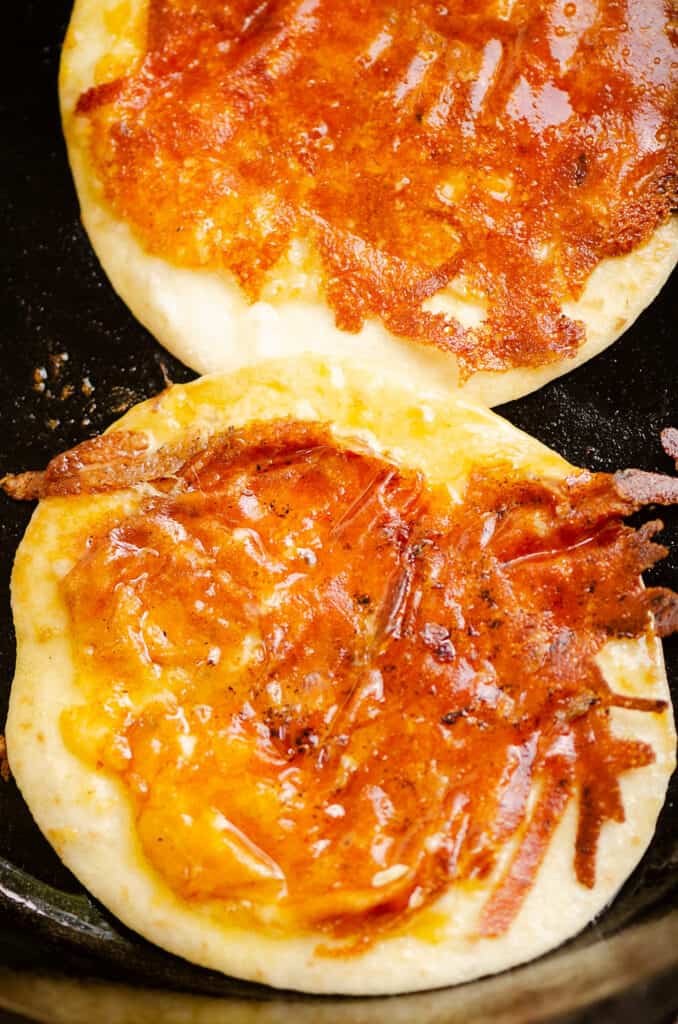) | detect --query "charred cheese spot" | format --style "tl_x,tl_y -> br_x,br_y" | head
75,0 -> 677,377
57,420 -> 669,948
